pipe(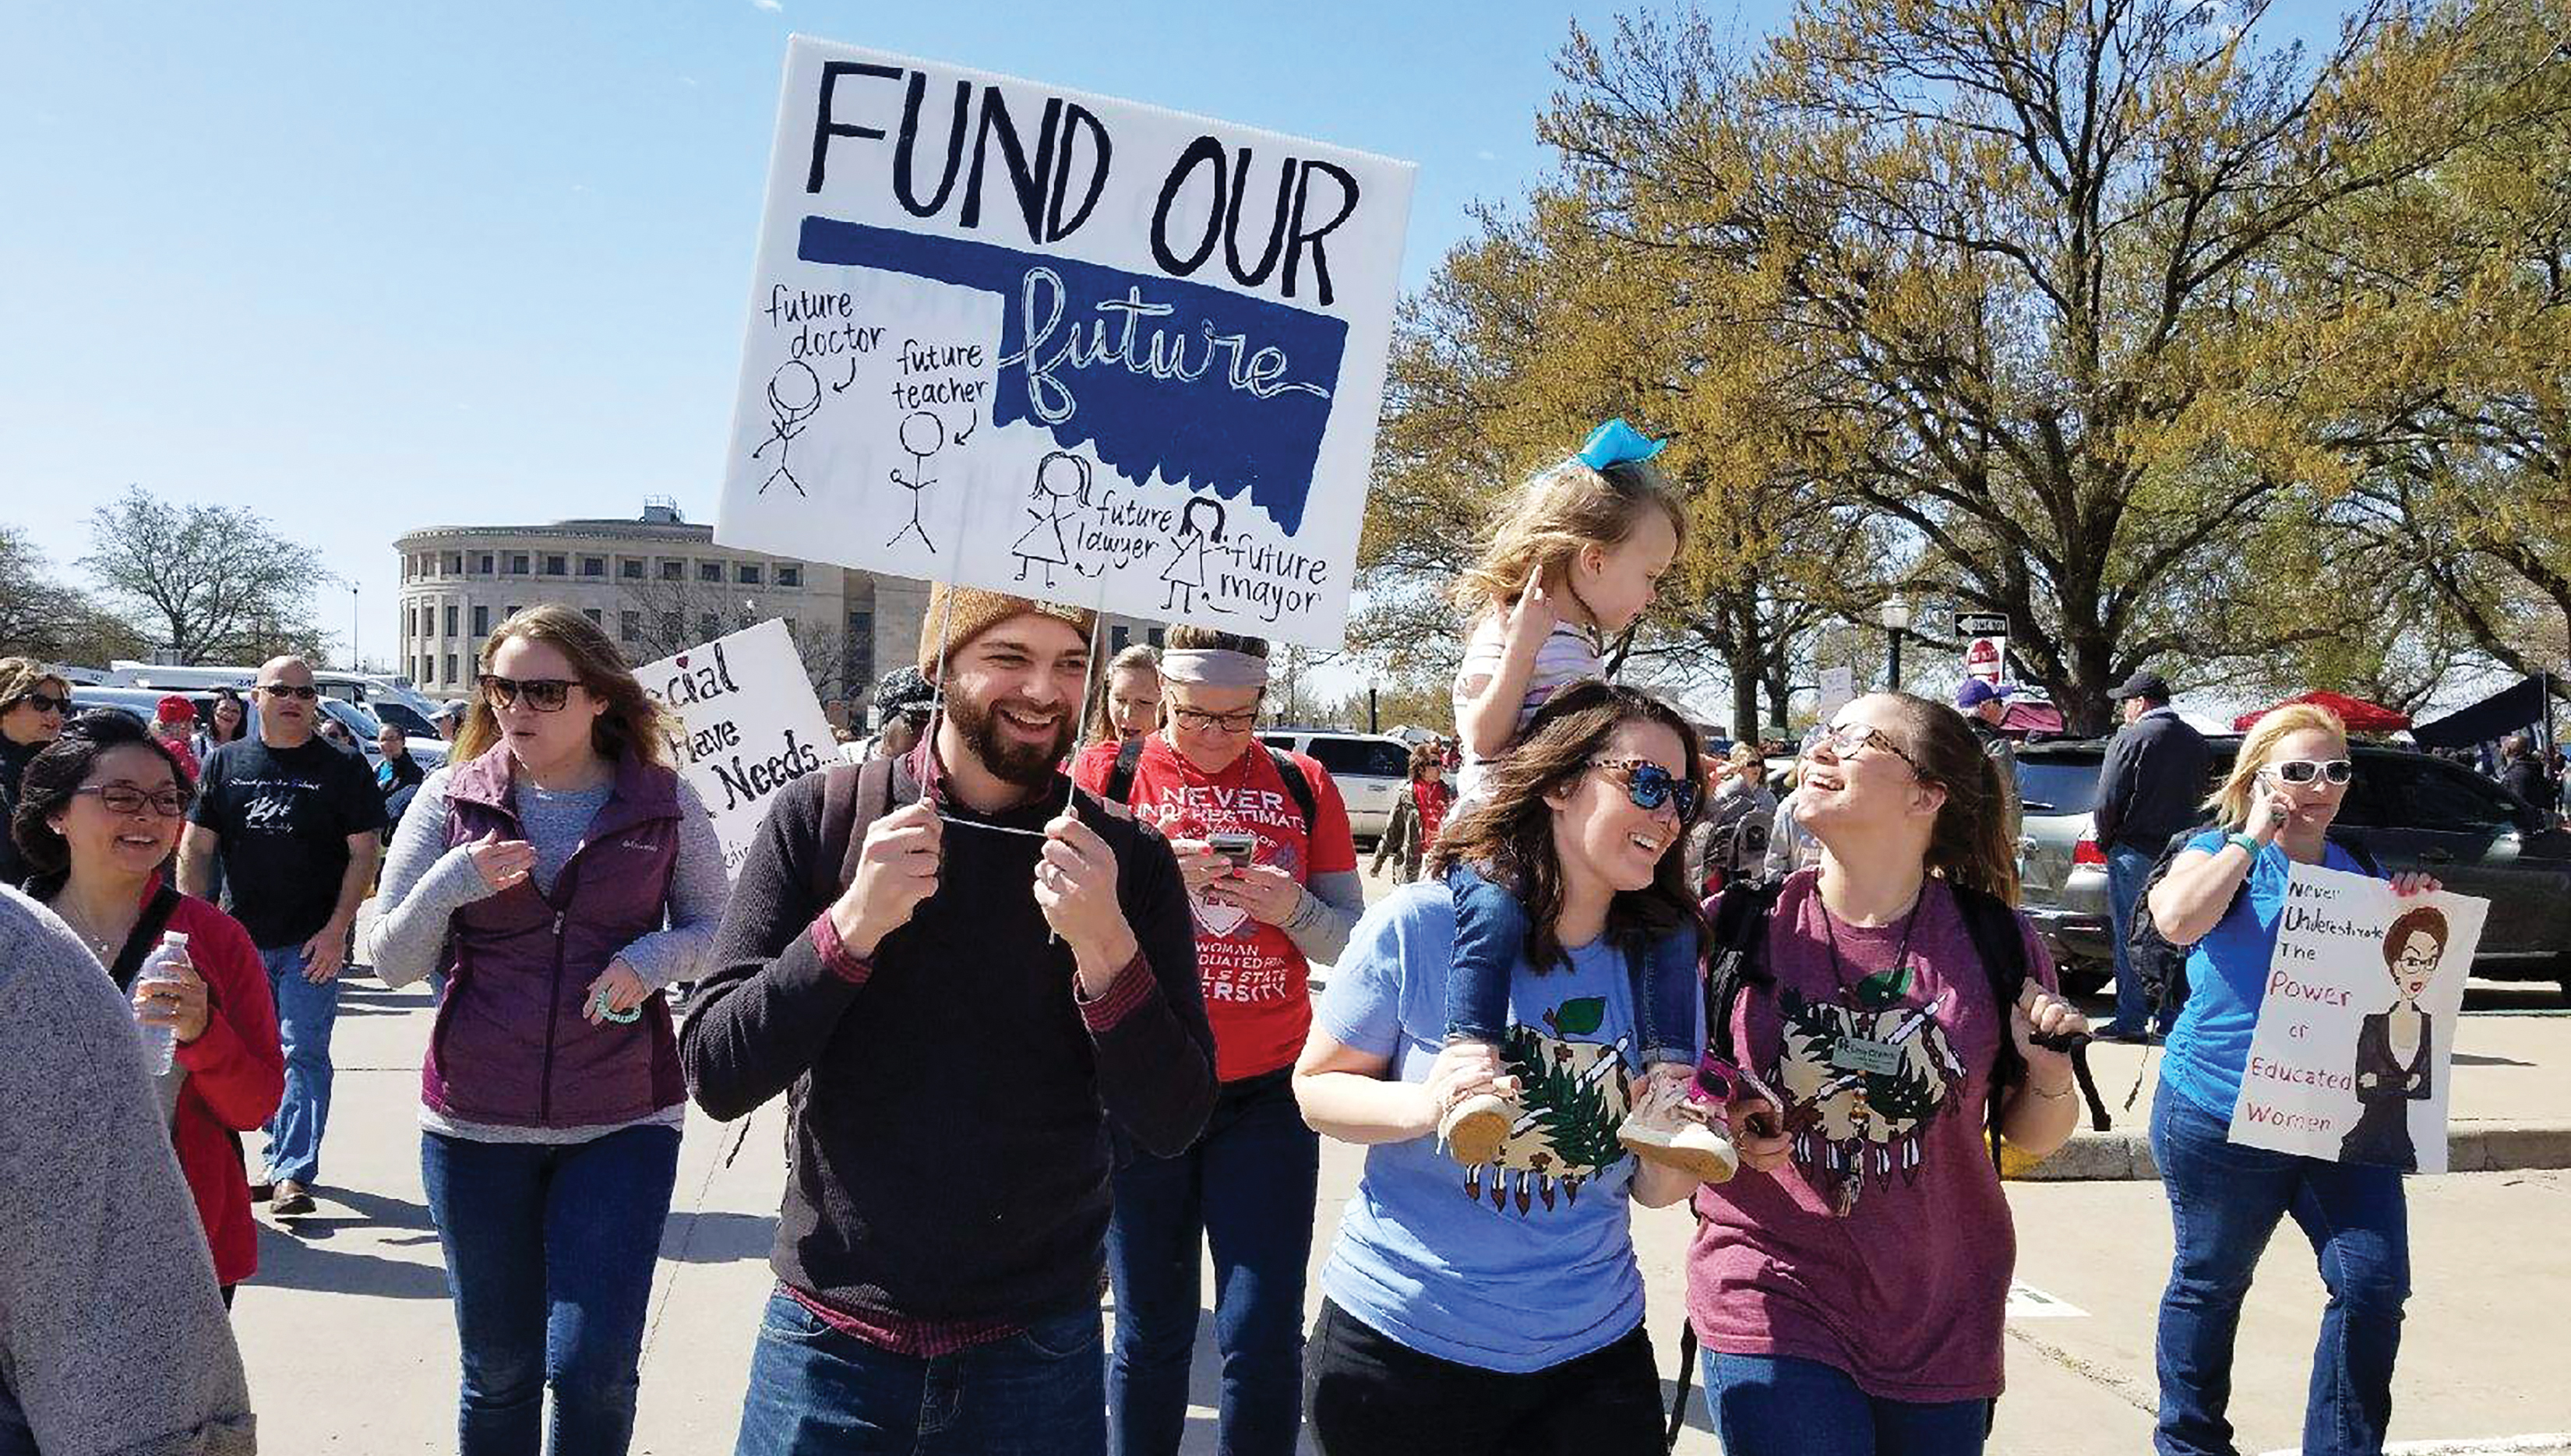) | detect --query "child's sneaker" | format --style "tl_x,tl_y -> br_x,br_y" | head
1618,1062 -> 1738,1183
1437,1038 -> 1517,1165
